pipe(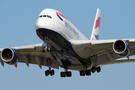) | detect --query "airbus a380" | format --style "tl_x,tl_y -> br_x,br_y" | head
1,8 -> 135,77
